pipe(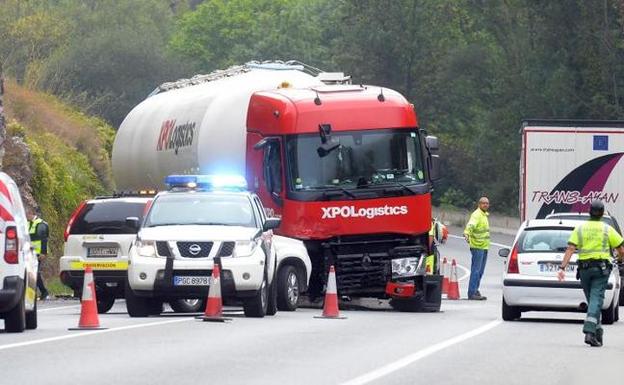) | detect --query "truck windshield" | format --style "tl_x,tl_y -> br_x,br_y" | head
285,129 -> 425,191
145,193 -> 257,228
